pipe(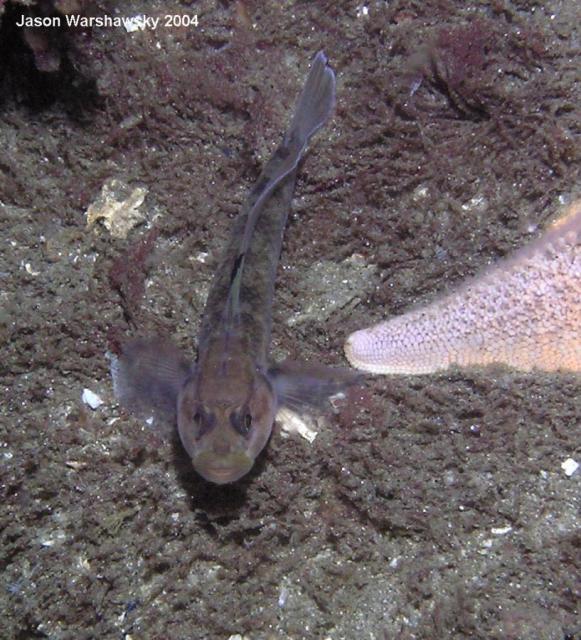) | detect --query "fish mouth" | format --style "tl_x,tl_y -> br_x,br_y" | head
193,451 -> 254,485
